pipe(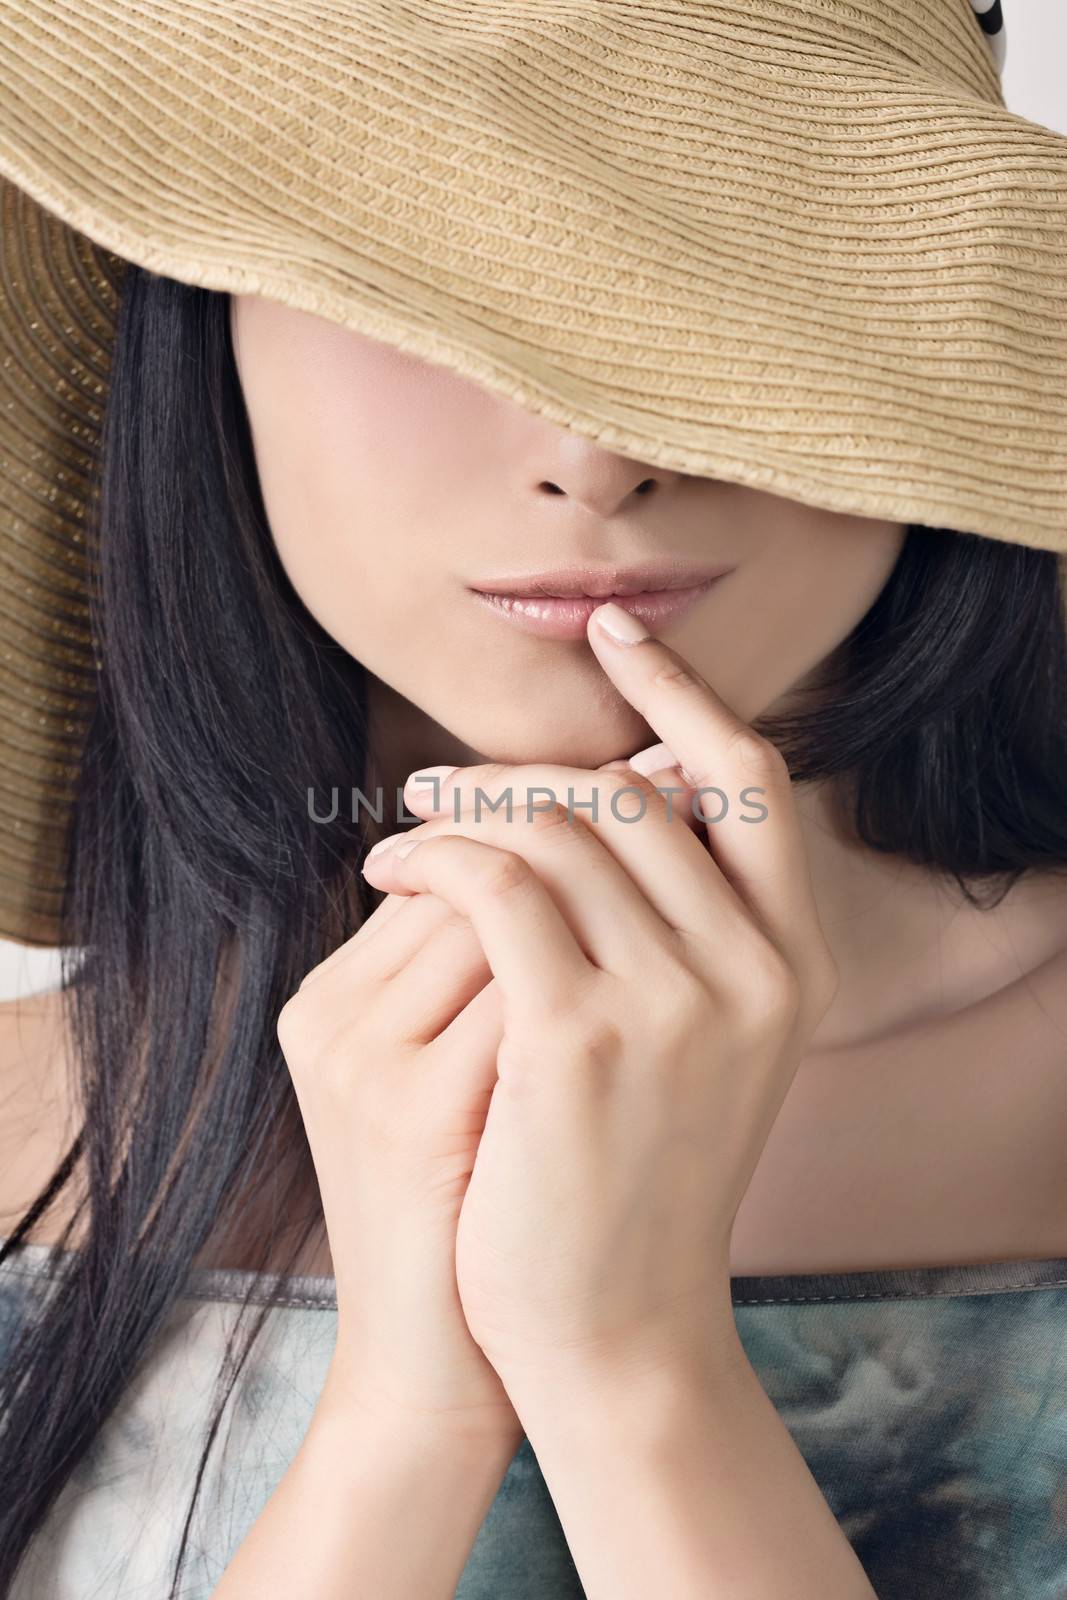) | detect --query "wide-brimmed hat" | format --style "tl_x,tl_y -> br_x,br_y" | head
0,0 -> 1062,947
